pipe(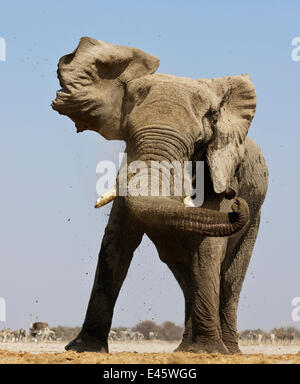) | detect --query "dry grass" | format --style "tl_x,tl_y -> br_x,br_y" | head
0,350 -> 300,364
